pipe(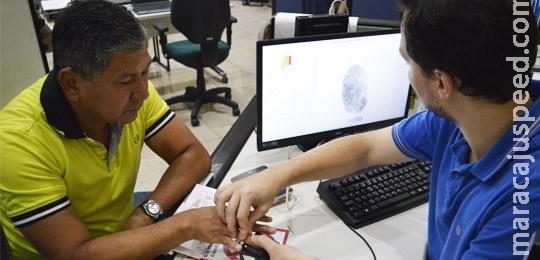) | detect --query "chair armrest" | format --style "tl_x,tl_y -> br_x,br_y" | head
153,22 -> 169,34
226,16 -> 238,46
152,23 -> 169,56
